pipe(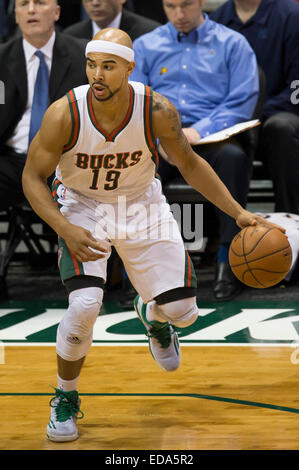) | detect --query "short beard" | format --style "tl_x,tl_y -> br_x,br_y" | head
91,81 -> 123,102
